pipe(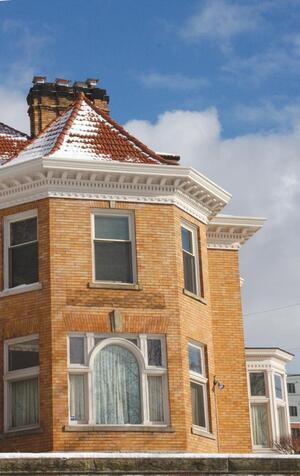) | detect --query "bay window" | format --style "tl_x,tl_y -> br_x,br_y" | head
249,372 -> 270,448
92,211 -> 136,284
181,222 -> 201,296
67,333 -> 168,427
3,210 -> 38,290
274,373 -> 288,438
4,335 -> 39,431
188,342 -> 209,432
